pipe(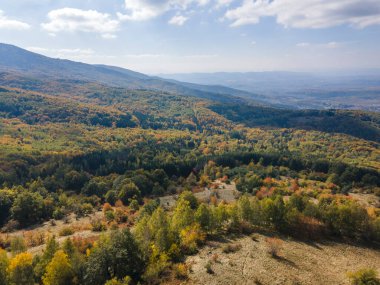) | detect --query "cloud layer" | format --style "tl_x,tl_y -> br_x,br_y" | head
0,10 -> 30,30
225,0 -> 380,28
